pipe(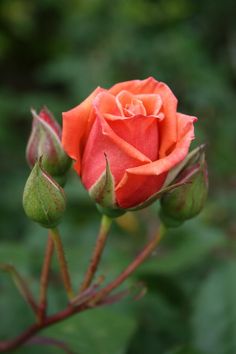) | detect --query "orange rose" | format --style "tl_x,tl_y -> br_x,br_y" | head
62,77 -> 197,212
